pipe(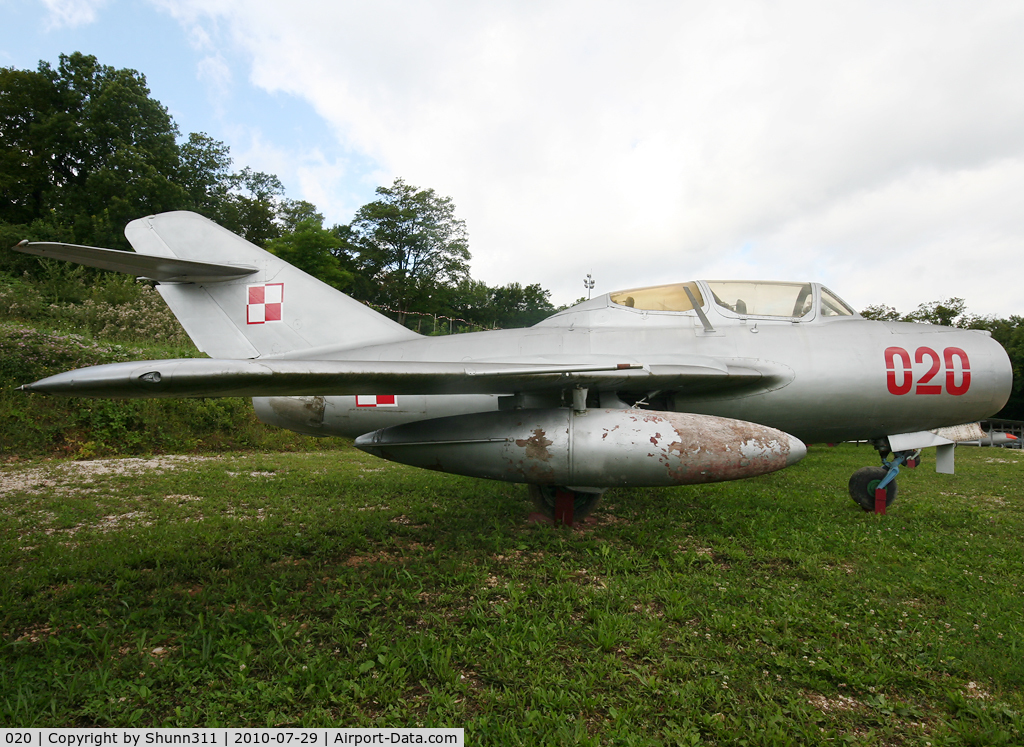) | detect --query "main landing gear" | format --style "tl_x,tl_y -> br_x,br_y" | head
528,485 -> 605,527
848,443 -> 921,514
